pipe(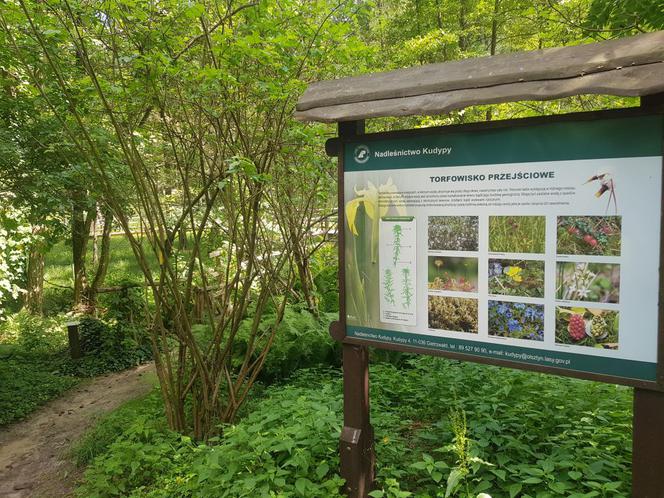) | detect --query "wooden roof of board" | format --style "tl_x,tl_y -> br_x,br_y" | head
295,30 -> 664,123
